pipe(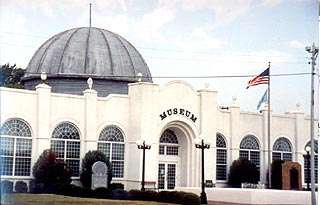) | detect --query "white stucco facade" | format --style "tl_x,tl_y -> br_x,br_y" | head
0,80 -> 318,190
